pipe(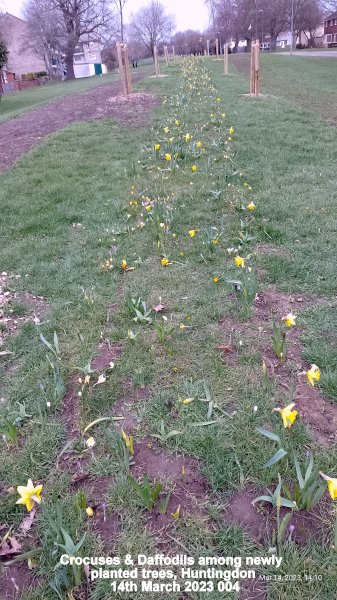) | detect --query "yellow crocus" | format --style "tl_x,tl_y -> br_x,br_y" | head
188,229 -> 197,237
247,202 -> 256,211
16,479 -> 43,512
185,133 -> 191,142
121,430 -> 134,455
171,505 -> 181,519
121,259 -> 127,270
234,256 -> 245,268
306,364 -> 321,386
191,165 -> 197,172
320,472 -> 337,500
229,126 -> 234,135
277,403 -> 298,429
282,313 -> 297,327
160,257 -> 171,266
213,277 -> 219,283
86,507 -> 94,517
196,141 -> 203,149
164,127 -> 169,133
154,143 -> 160,151
165,153 -> 172,161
